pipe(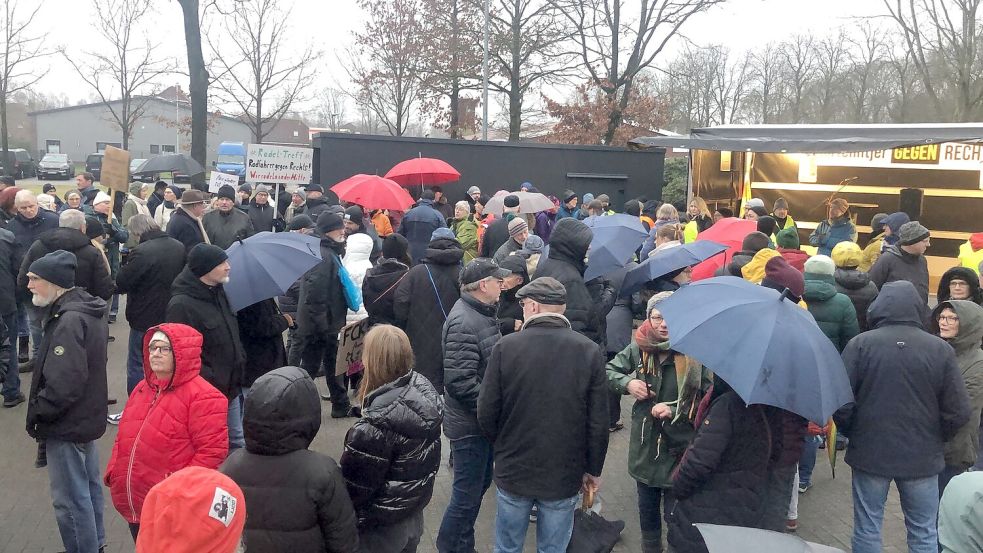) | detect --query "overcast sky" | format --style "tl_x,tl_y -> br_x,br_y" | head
38,0 -> 885,117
